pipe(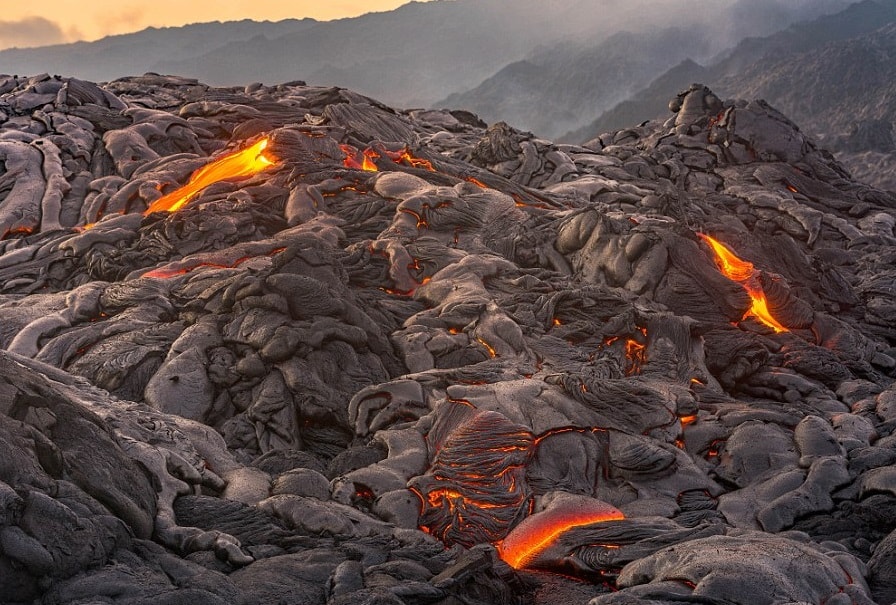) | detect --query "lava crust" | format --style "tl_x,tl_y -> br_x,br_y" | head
0,73 -> 894,605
